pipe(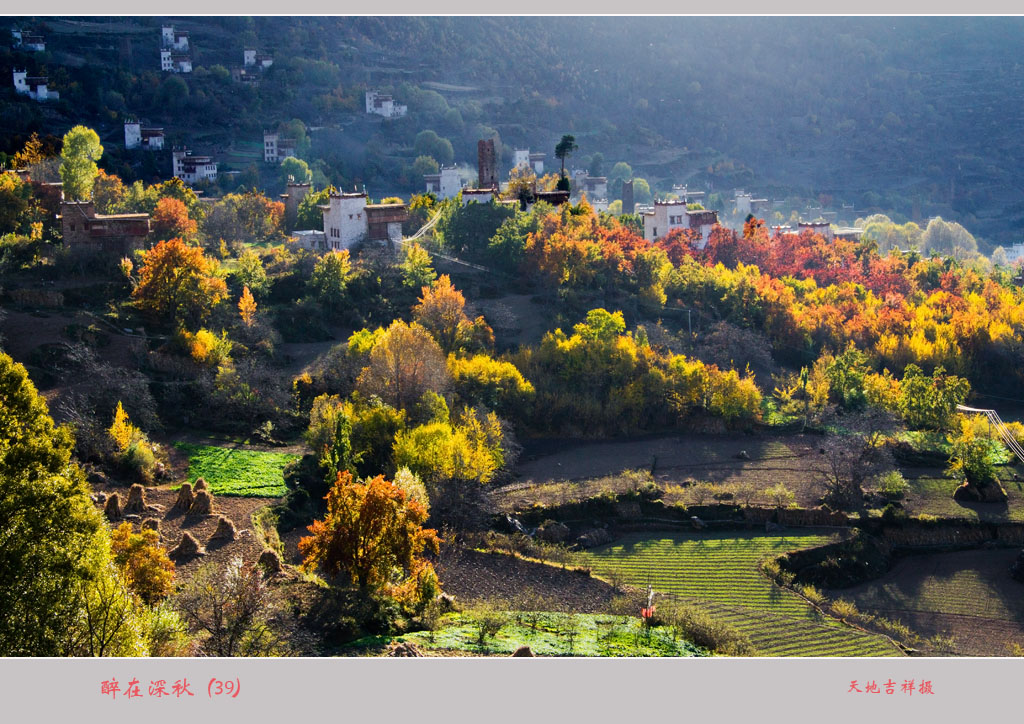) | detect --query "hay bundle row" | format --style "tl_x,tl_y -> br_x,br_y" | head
171,482 -> 216,516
